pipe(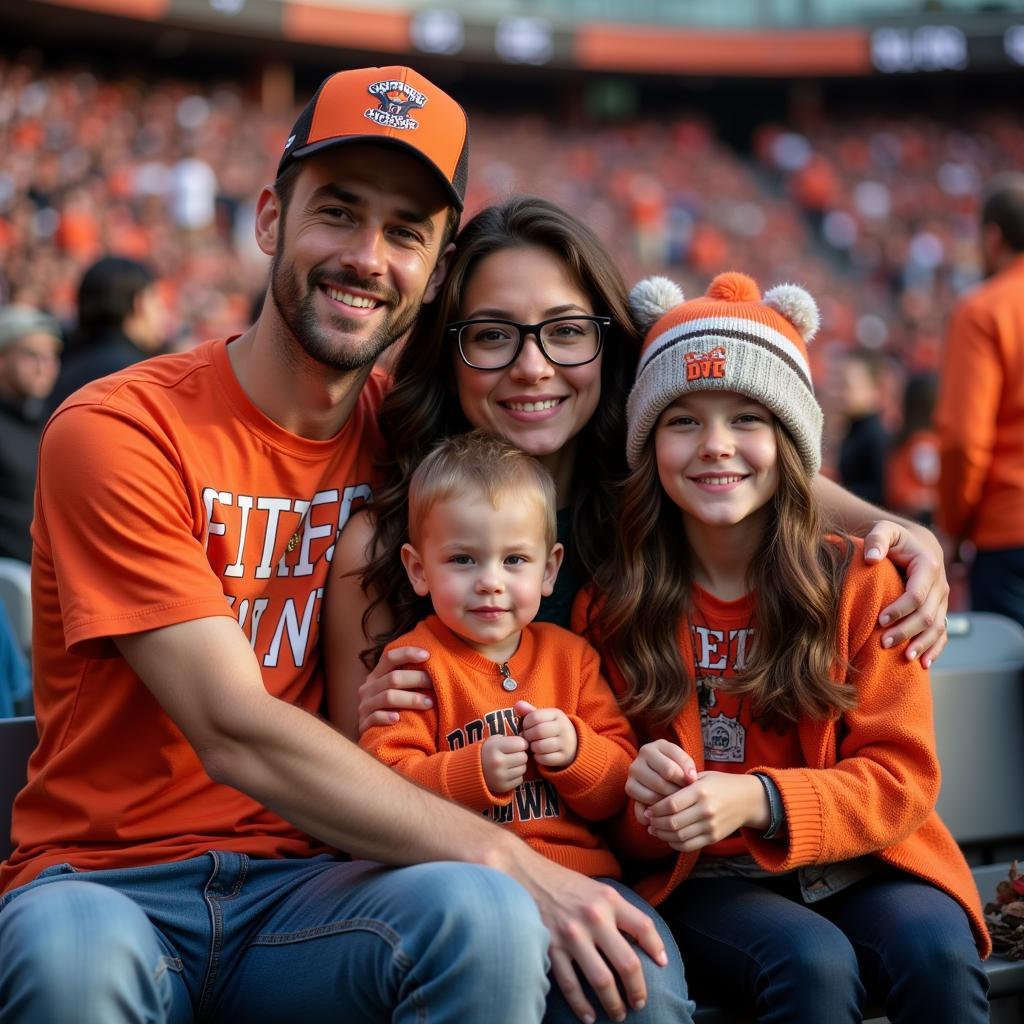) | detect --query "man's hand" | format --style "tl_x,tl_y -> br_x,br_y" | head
481,734 -> 529,794
509,851 -> 668,1023
642,771 -> 769,853
862,519 -> 950,667
516,700 -> 578,768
